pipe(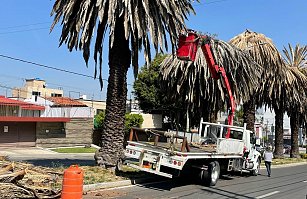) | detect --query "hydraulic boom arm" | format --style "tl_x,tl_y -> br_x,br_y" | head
177,30 -> 236,138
